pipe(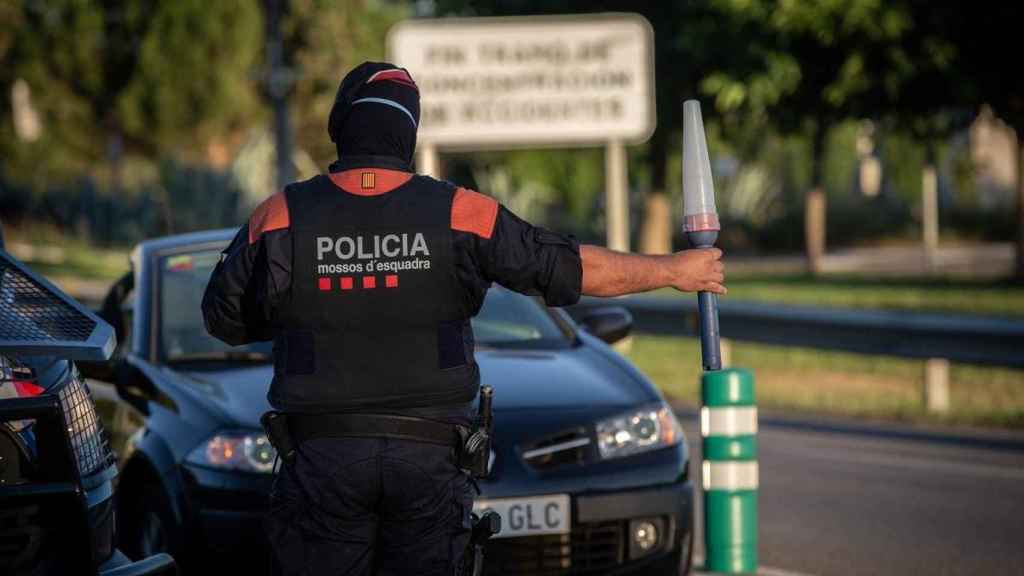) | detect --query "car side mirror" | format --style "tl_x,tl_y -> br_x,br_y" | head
77,359 -> 117,382
80,271 -> 134,383
579,306 -> 633,345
